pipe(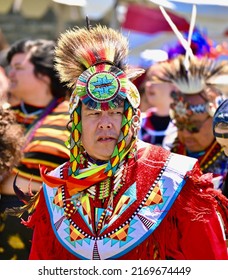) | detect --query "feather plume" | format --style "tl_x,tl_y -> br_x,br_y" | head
159,5 -> 194,61
12,173 -> 33,204
5,191 -> 40,218
126,68 -> 145,81
4,173 -> 41,218
55,25 -> 129,89
151,55 -> 228,94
